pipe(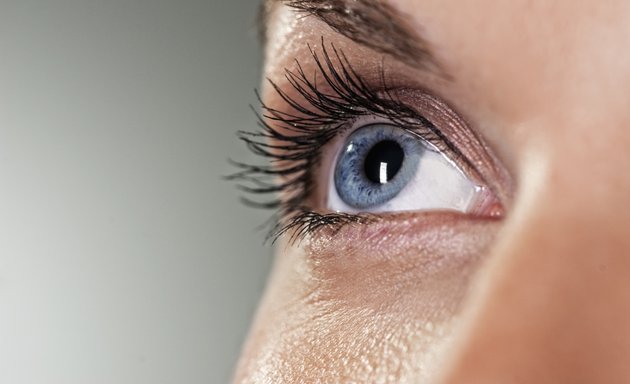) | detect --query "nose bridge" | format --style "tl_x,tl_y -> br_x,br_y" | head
440,115 -> 630,383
